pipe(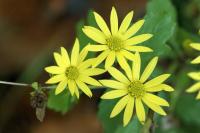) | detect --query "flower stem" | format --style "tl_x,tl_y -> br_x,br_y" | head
141,110 -> 155,133
0,80 -> 30,87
